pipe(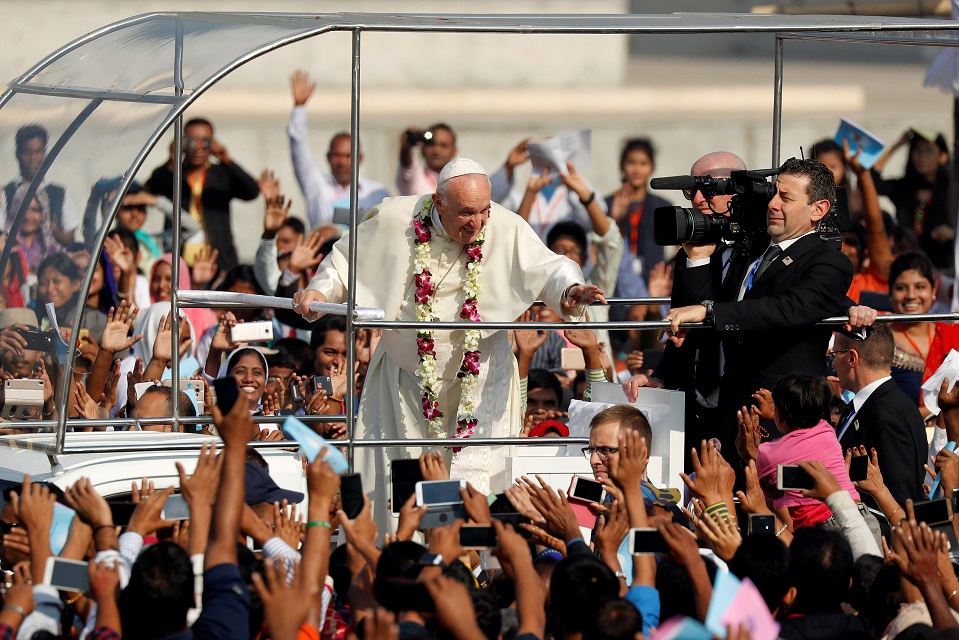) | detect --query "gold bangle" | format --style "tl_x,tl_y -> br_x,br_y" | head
64,591 -> 84,605
890,507 -> 903,518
